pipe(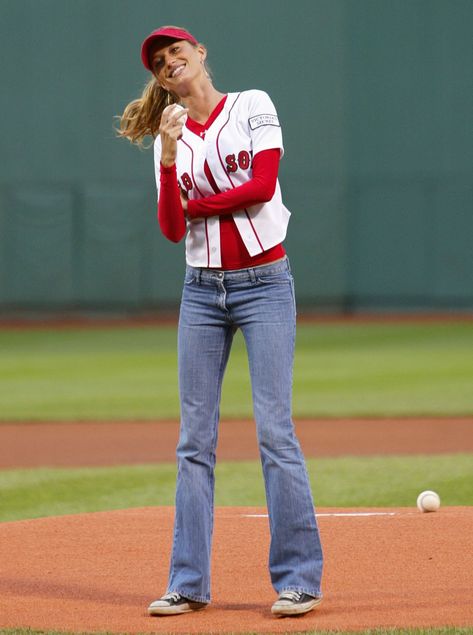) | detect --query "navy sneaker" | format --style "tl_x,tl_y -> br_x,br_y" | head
148,591 -> 207,616
271,590 -> 322,616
